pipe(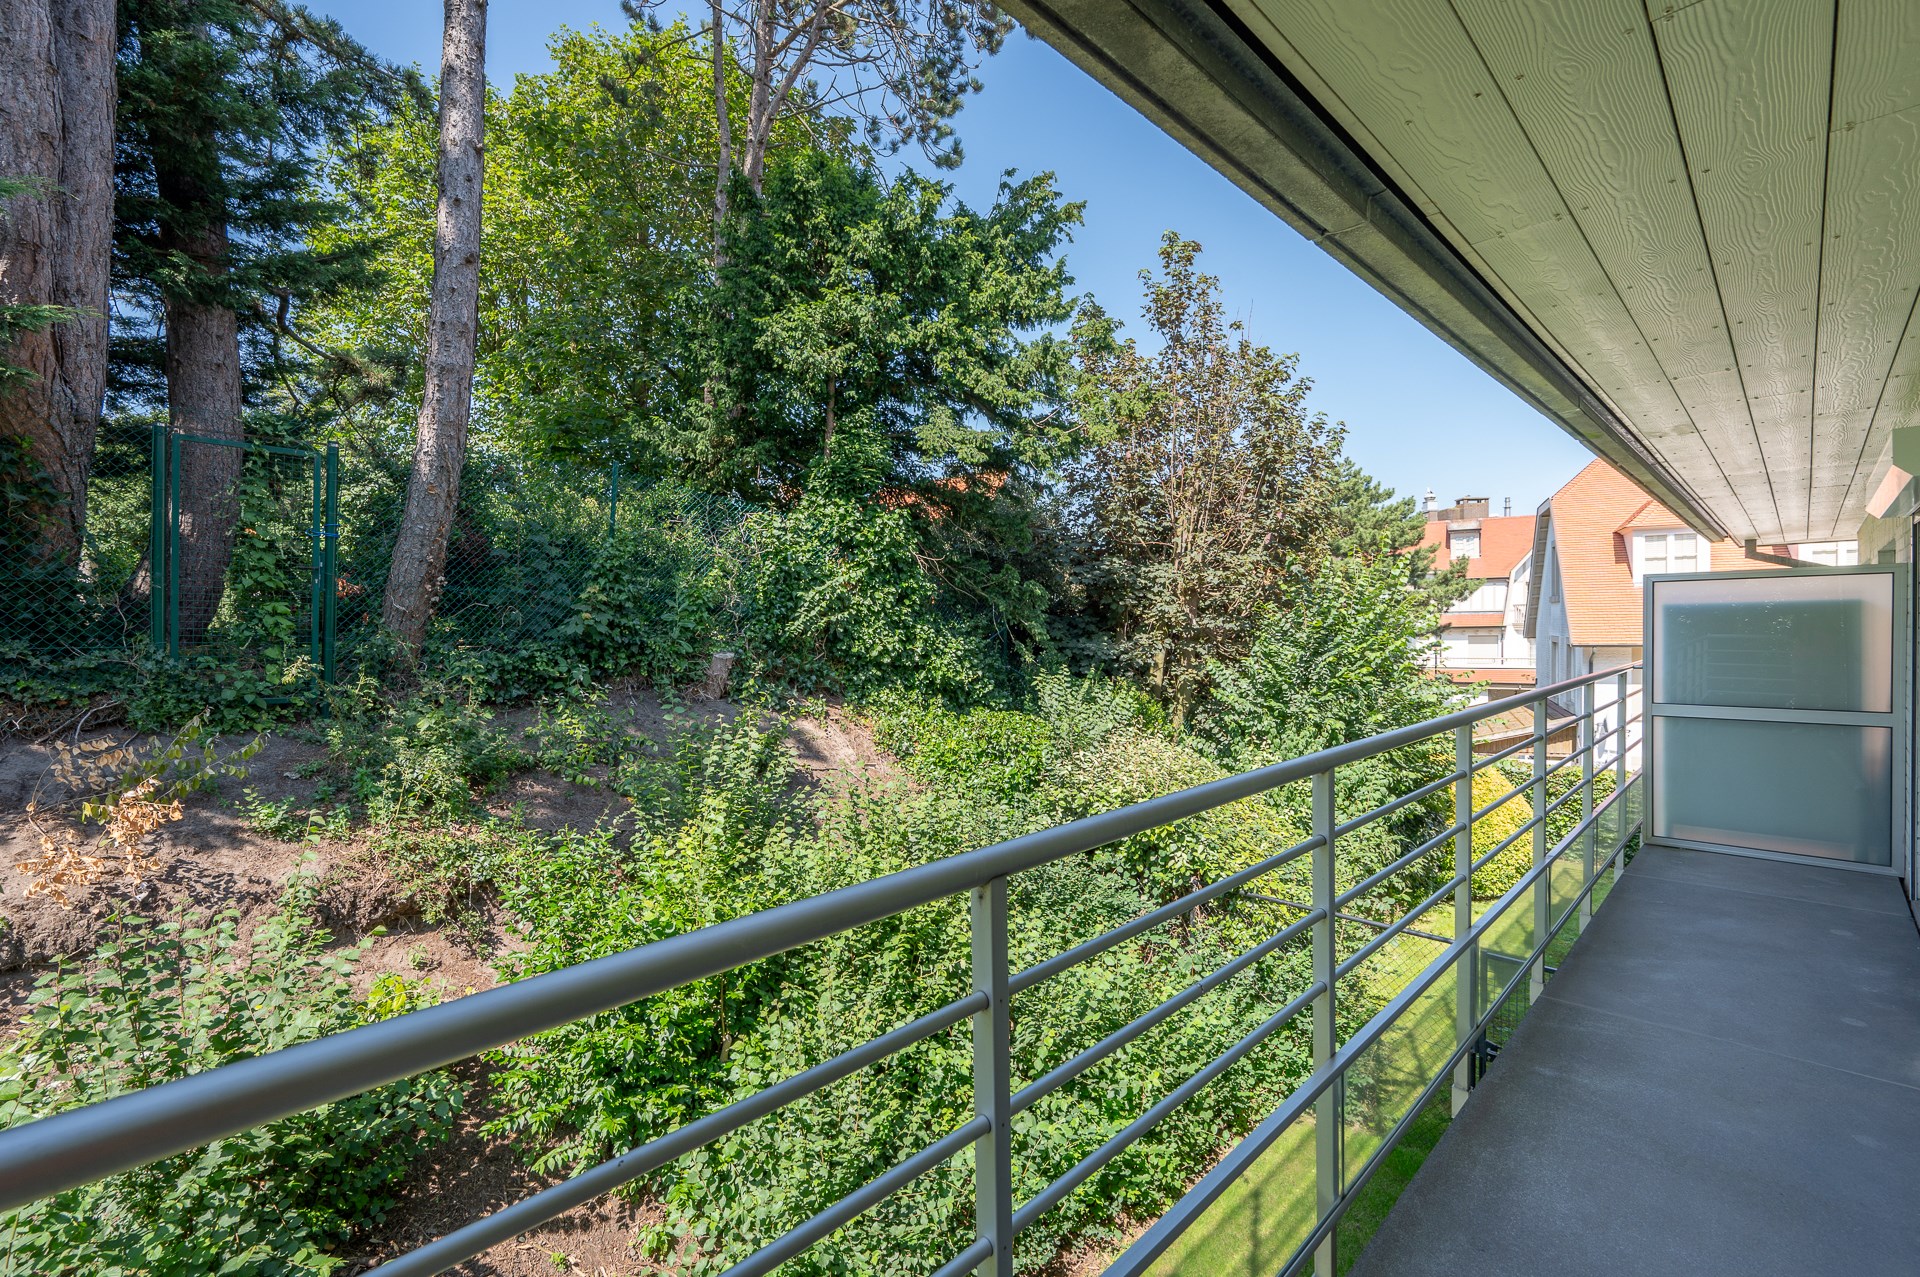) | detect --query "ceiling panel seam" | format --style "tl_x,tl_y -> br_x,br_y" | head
1441,0 -> 1762,537
1804,0 -> 1842,539
1641,0 -> 1792,538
